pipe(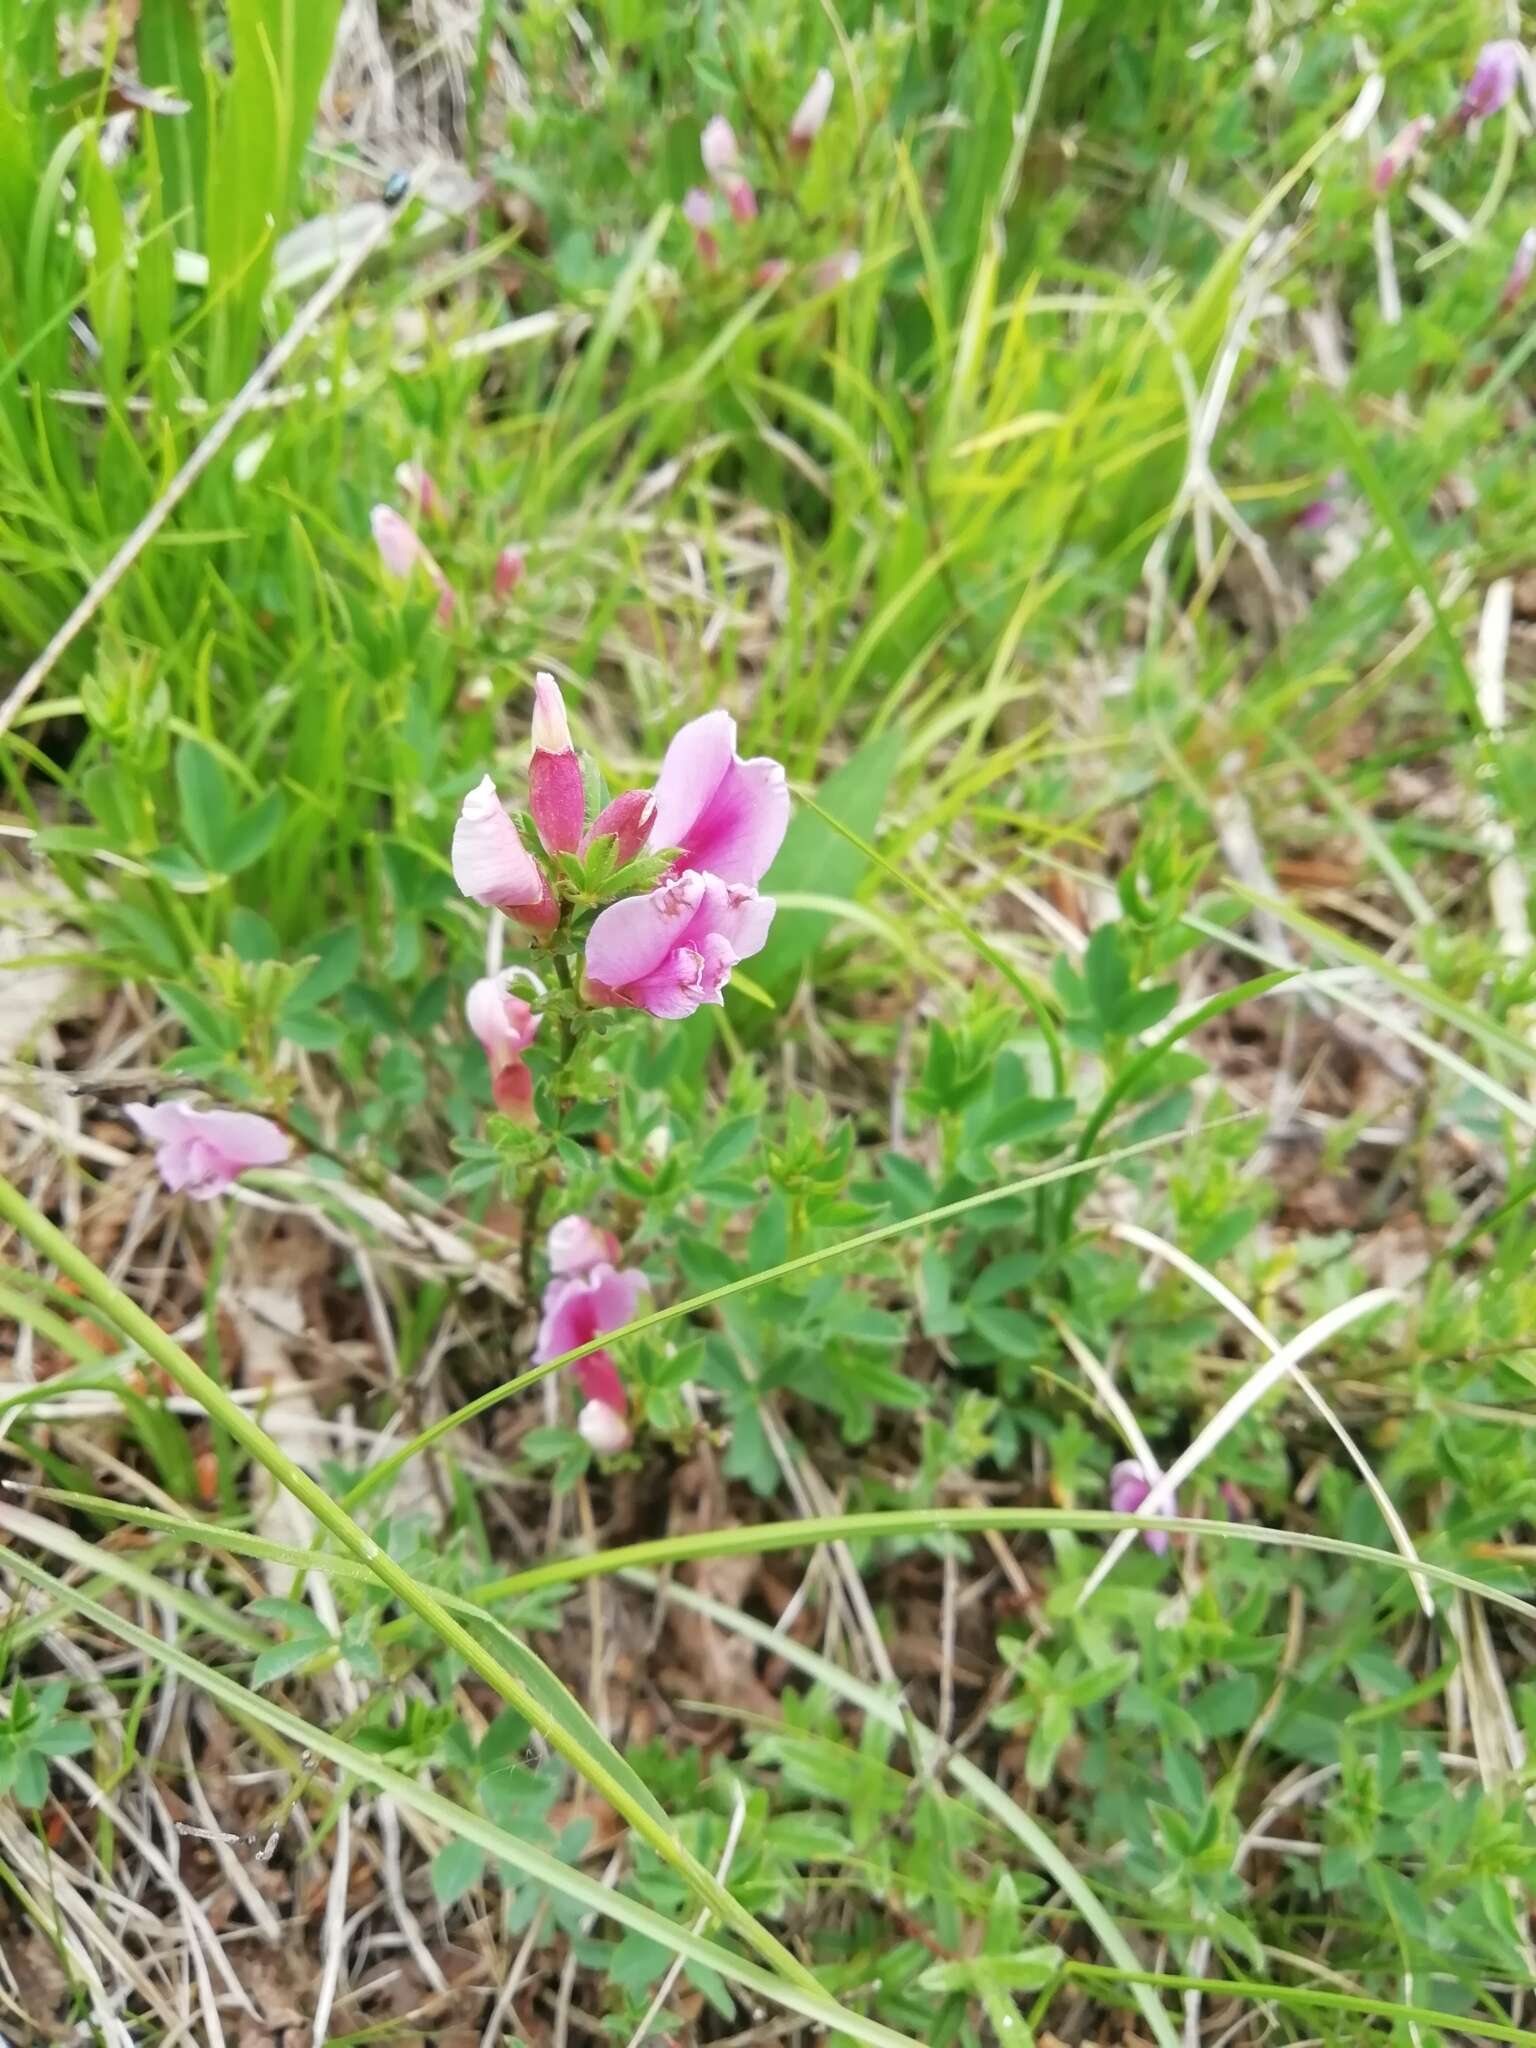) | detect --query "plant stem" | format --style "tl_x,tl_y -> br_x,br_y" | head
0,1169 -> 826,1997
